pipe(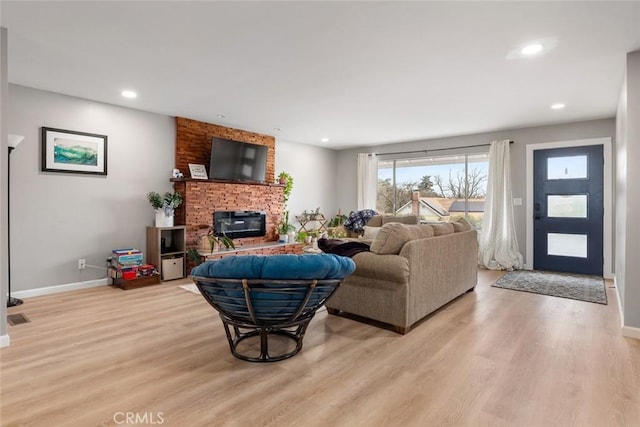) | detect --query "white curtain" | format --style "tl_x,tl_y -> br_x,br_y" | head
479,140 -> 523,270
357,153 -> 378,211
